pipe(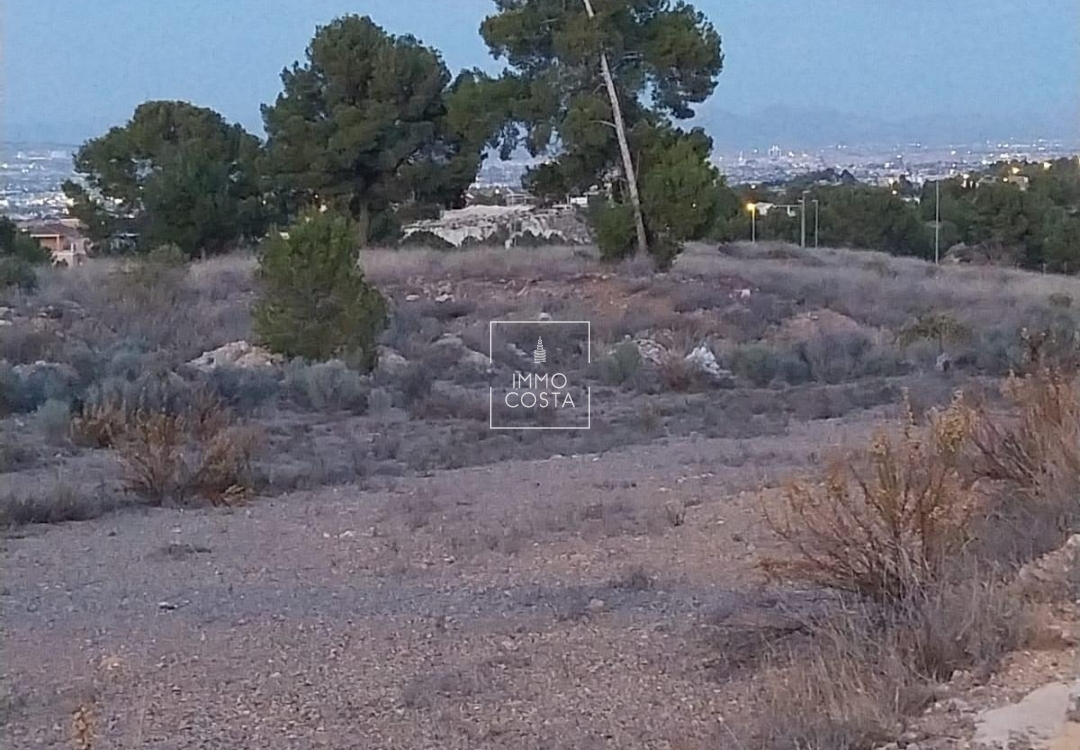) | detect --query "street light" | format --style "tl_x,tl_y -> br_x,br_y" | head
746,202 -> 757,243
933,180 -> 941,265
800,190 -> 808,248
812,199 -> 820,248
